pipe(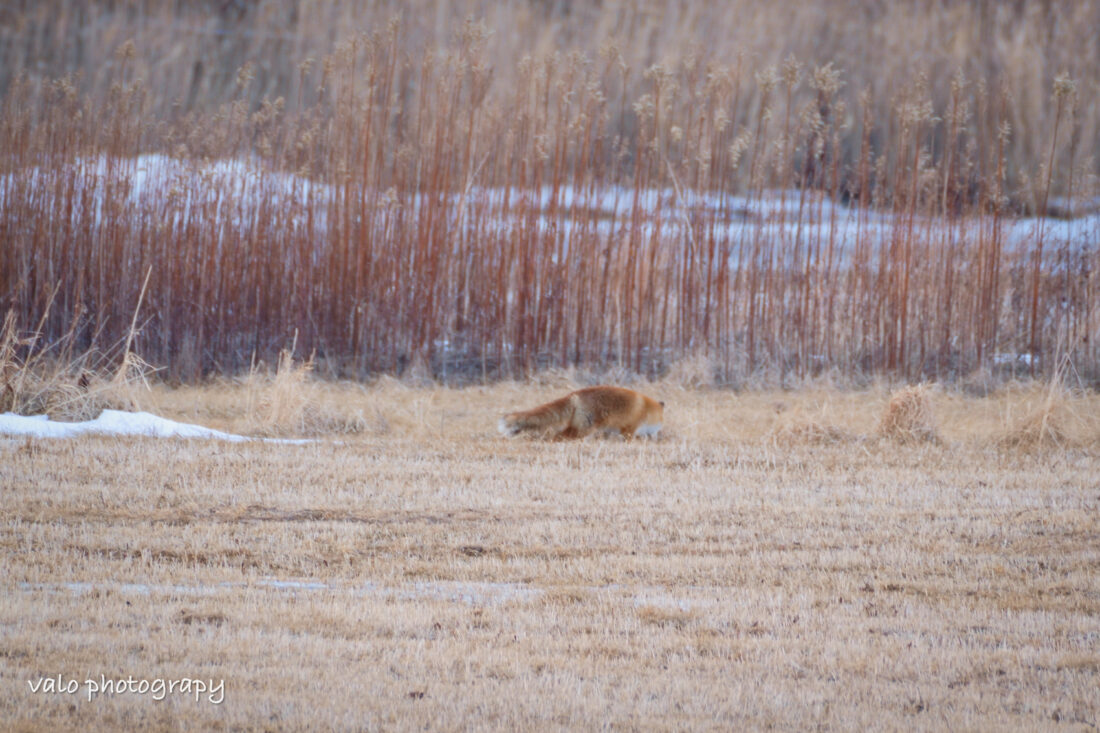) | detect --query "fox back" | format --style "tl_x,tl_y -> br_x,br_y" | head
498,386 -> 663,440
